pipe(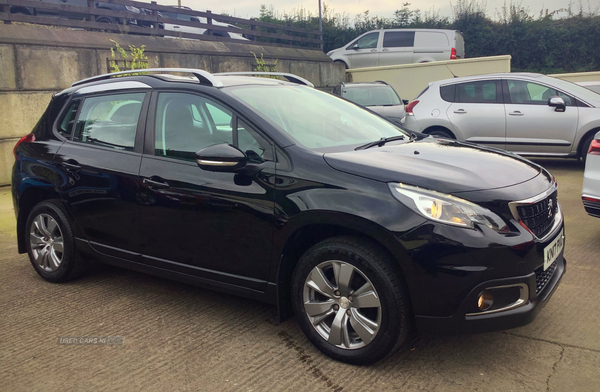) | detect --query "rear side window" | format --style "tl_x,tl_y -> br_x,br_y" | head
456,81 -> 500,104
383,32 -> 415,48
414,32 -> 449,47
73,93 -> 145,151
440,85 -> 456,102
58,99 -> 81,138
